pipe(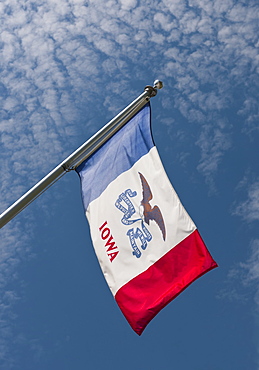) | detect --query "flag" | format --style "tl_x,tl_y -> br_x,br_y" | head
76,103 -> 218,335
